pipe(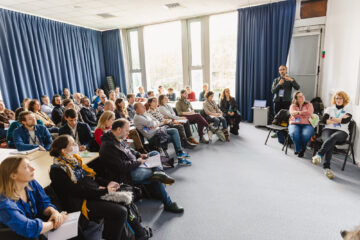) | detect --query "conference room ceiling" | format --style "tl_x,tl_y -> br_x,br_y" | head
0,0 -> 283,30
